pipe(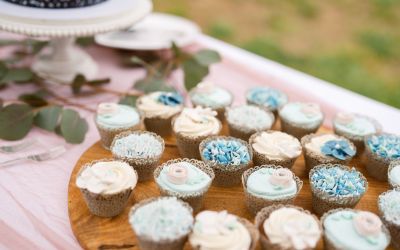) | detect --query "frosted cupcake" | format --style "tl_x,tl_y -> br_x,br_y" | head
154,159 -> 214,212
242,165 -> 303,215
250,131 -> 302,169
111,131 -> 164,181
189,81 -> 233,121
189,210 -> 259,250
246,86 -> 288,114
136,91 -> 184,137
279,102 -> 324,139
378,189 -> 400,250
225,105 -> 275,141
322,209 -> 390,250
200,136 -> 252,187
365,133 -> 400,181
389,160 -> 400,189
301,133 -> 356,172
95,103 -> 142,149
333,112 -> 382,153
255,205 -> 322,250
309,164 -> 367,216
129,197 -> 193,250
173,107 -> 222,159
76,159 -> 138,217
